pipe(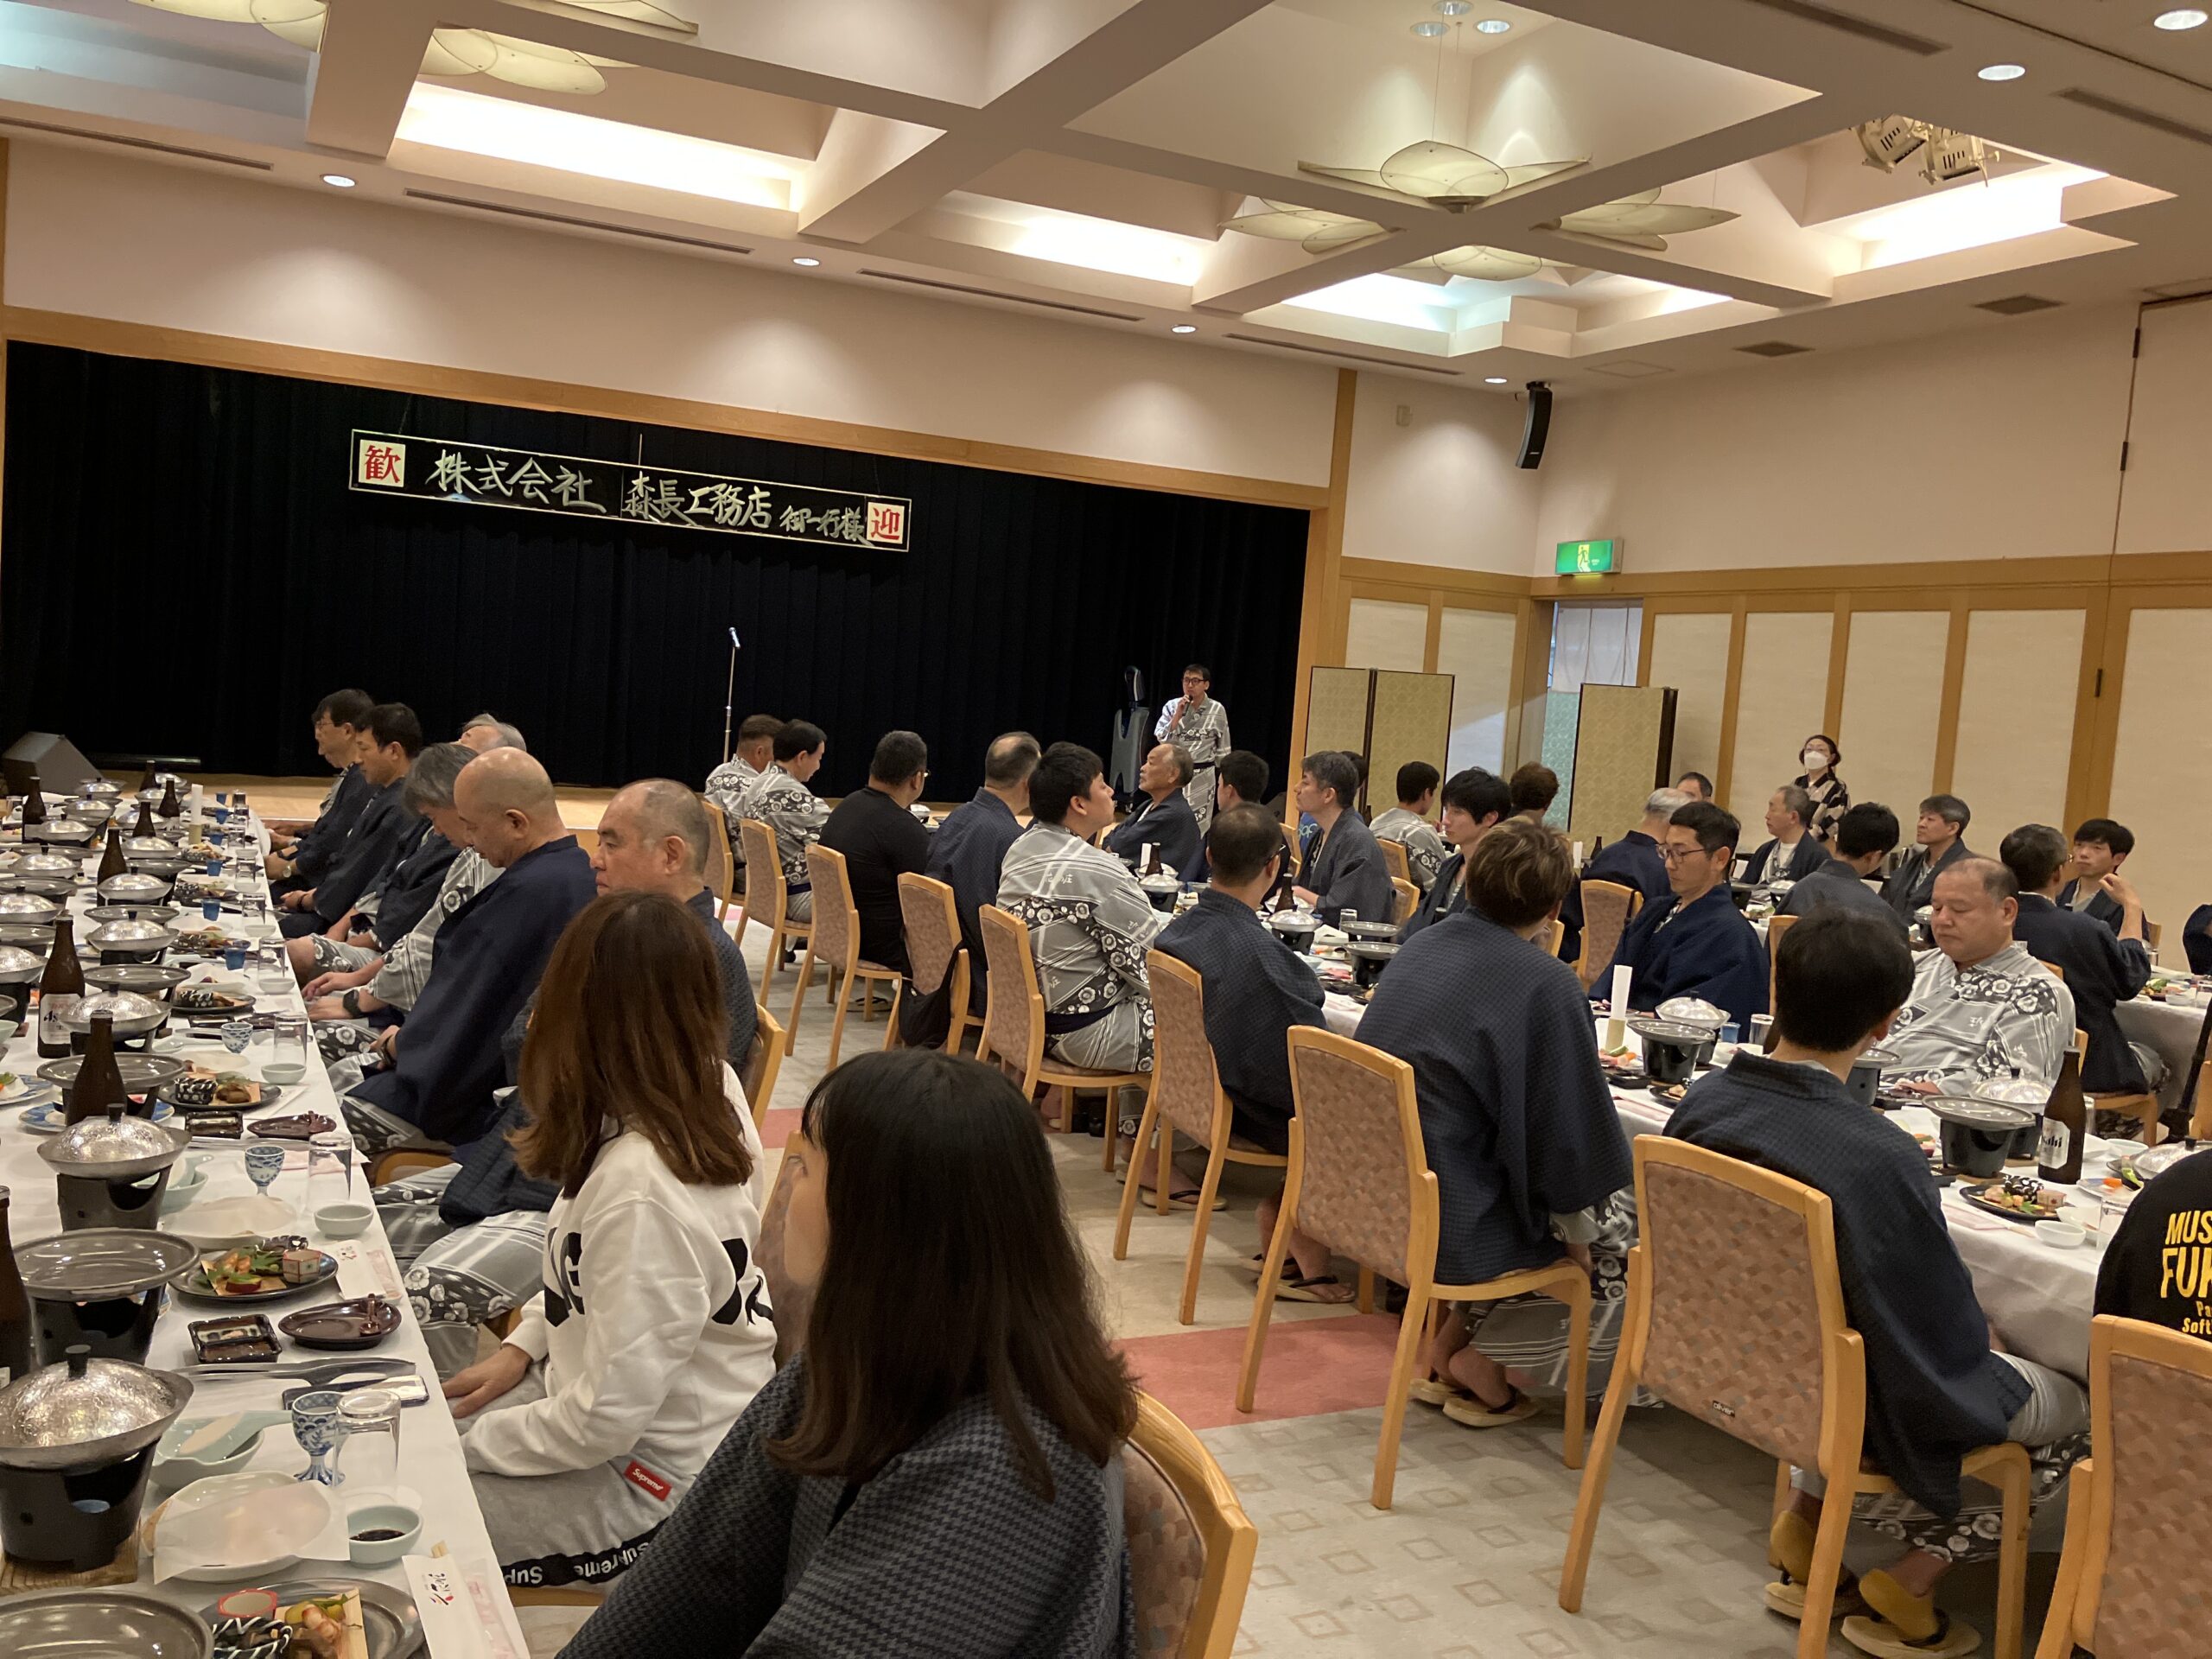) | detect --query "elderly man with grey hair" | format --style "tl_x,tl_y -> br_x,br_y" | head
375,777 -> 760,1376
1556,785 -> 1687,965
458,714 -> 528,753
